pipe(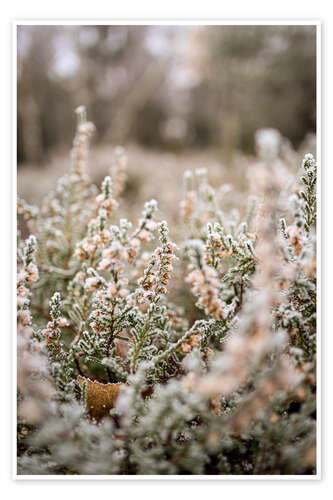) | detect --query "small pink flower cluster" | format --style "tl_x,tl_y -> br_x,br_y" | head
204,232 -> 228,267
186,266 -> 224,319
42,316 -> 69,345
140,223 -> 176,294
127,218 -> 158,264
180,191 -> 197,220
130,222 -> 176,312
95,177 -> 119,217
